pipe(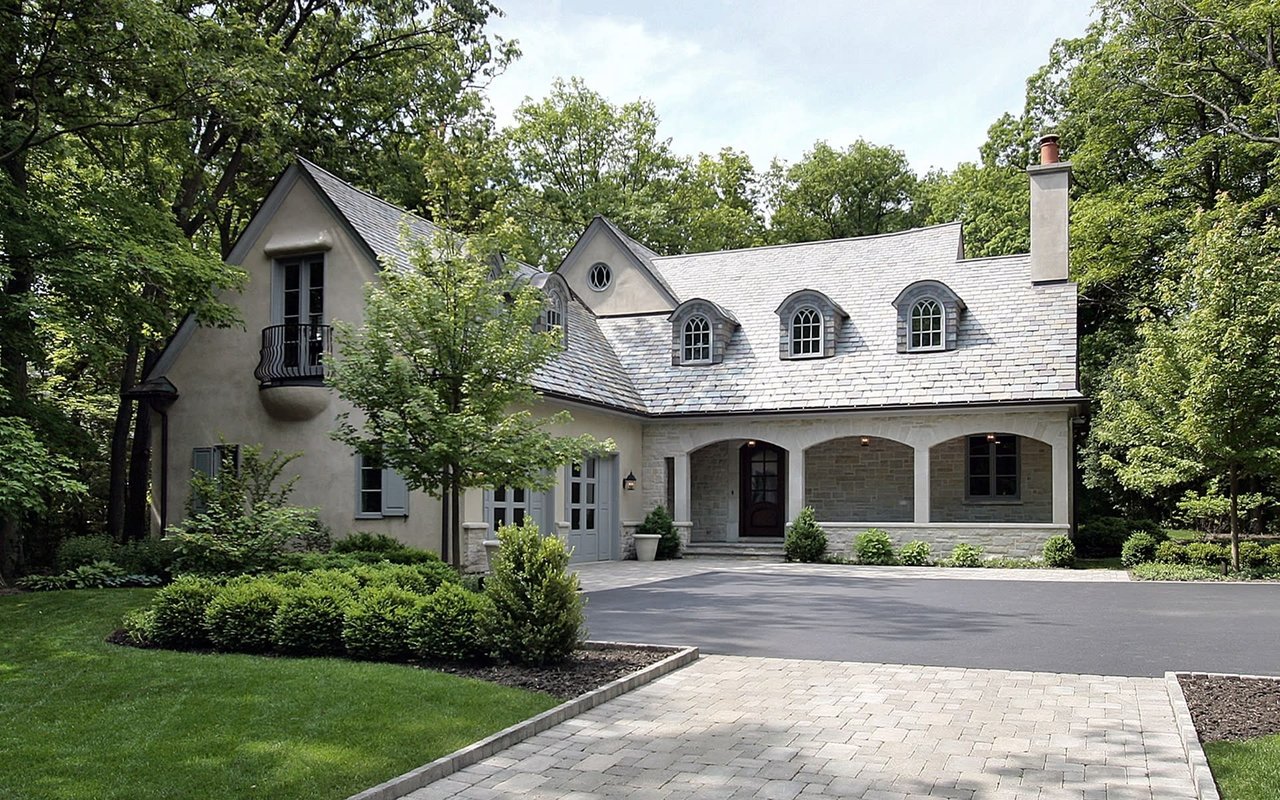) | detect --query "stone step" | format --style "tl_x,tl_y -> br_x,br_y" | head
683,541 -> 786,559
